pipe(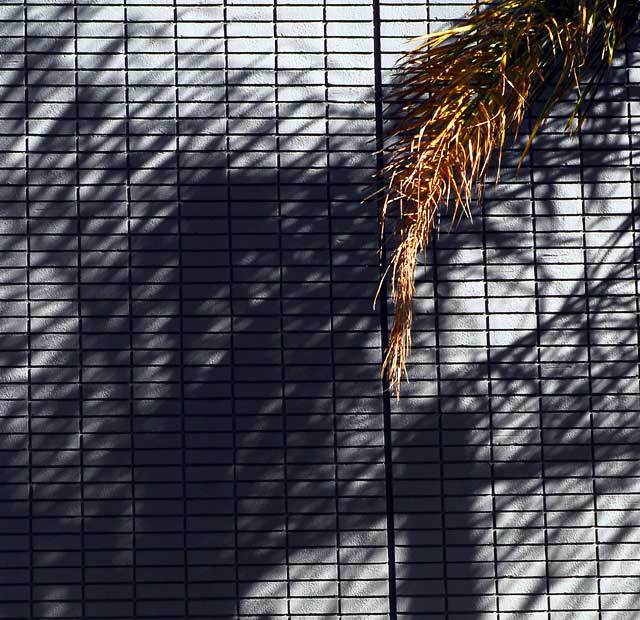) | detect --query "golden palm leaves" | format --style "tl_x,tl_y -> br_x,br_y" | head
377,0 -> 639,396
